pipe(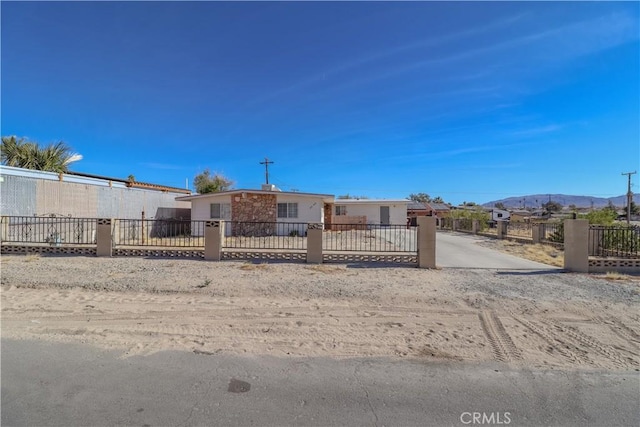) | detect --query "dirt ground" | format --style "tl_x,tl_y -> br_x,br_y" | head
1,253 -> 639,371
